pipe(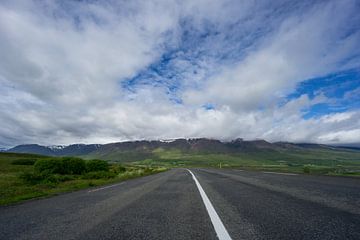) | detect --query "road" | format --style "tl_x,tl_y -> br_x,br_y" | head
0,168 -> 359,240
